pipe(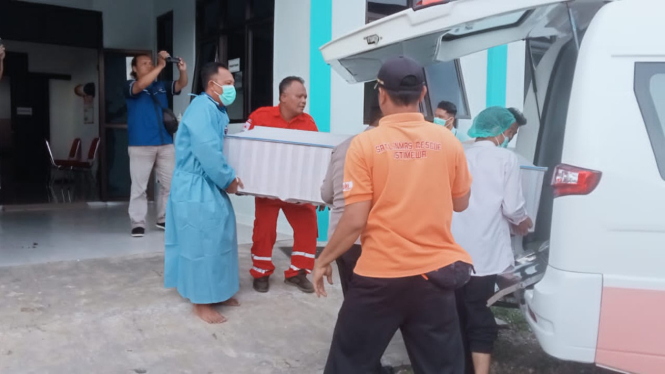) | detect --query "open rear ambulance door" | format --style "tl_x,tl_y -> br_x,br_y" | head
321,0 -> 606,308
320,0 -> 604,83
